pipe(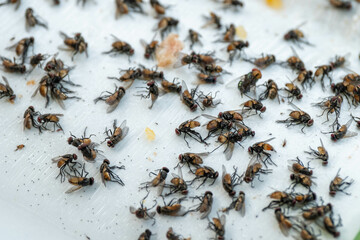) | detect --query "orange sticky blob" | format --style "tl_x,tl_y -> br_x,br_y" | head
156,33 -> 184,68
236,25 -> 247,40
145,127 -> 155,141
265,0 -> 283,9
26,80 -> 35,86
